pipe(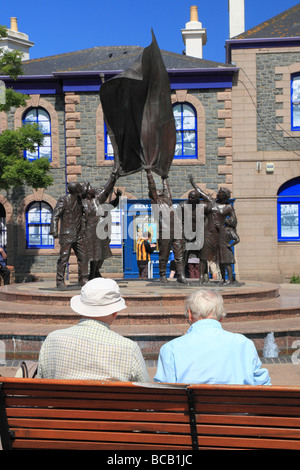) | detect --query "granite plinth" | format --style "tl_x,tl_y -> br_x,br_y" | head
0,279 -> 280,307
